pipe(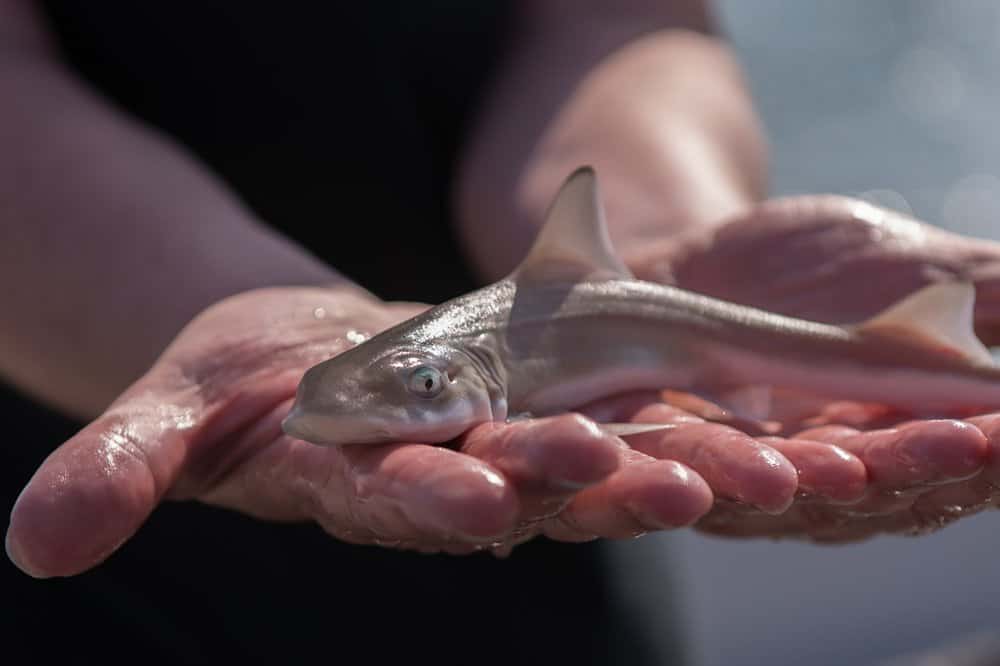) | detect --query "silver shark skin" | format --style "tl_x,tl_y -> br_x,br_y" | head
283,167 -> 1000,447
